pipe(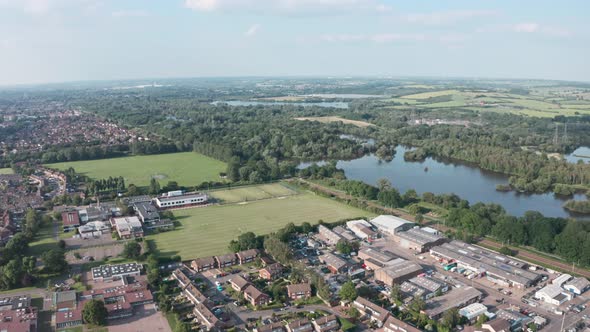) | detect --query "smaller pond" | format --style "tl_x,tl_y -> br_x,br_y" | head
565,146 -> 590,164
211,100 -> 349,109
